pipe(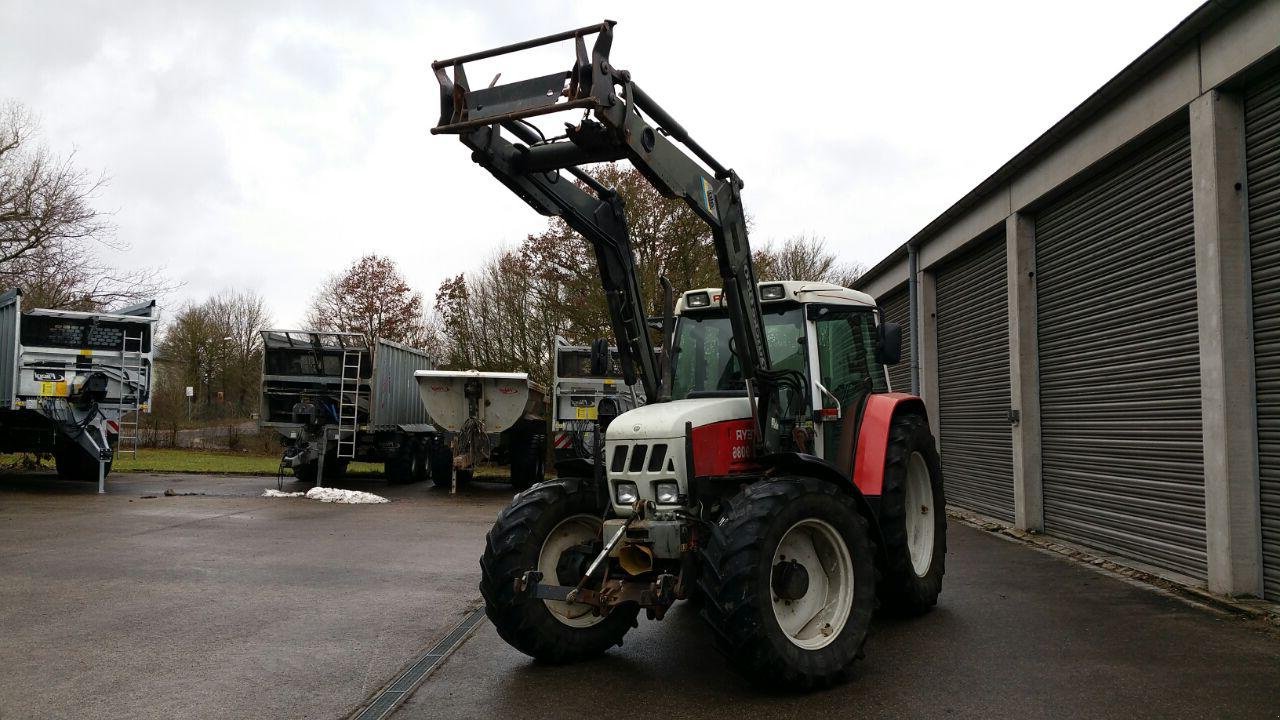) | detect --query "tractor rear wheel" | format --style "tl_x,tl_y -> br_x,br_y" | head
877,412 -> 946,615
699,475 -> 876,690
479,477 -> 639,663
